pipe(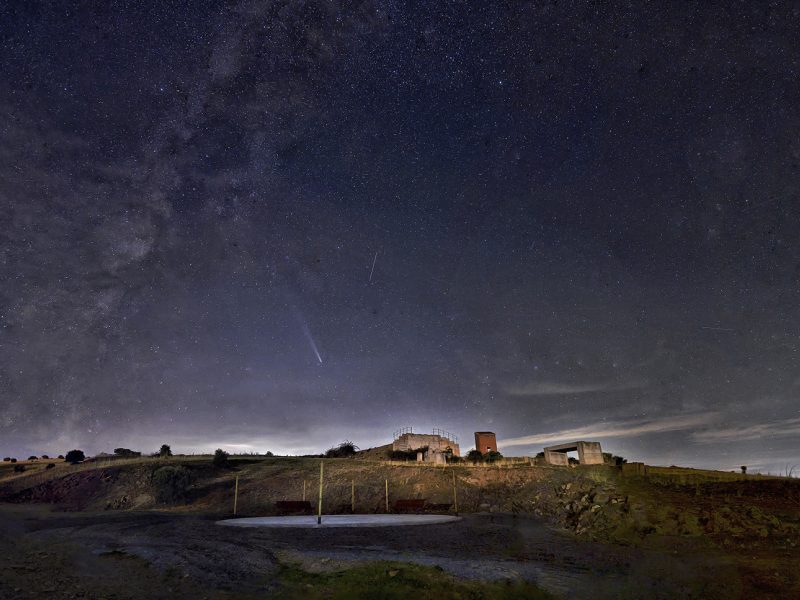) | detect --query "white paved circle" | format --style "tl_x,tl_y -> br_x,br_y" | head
216,514 -> 461,528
